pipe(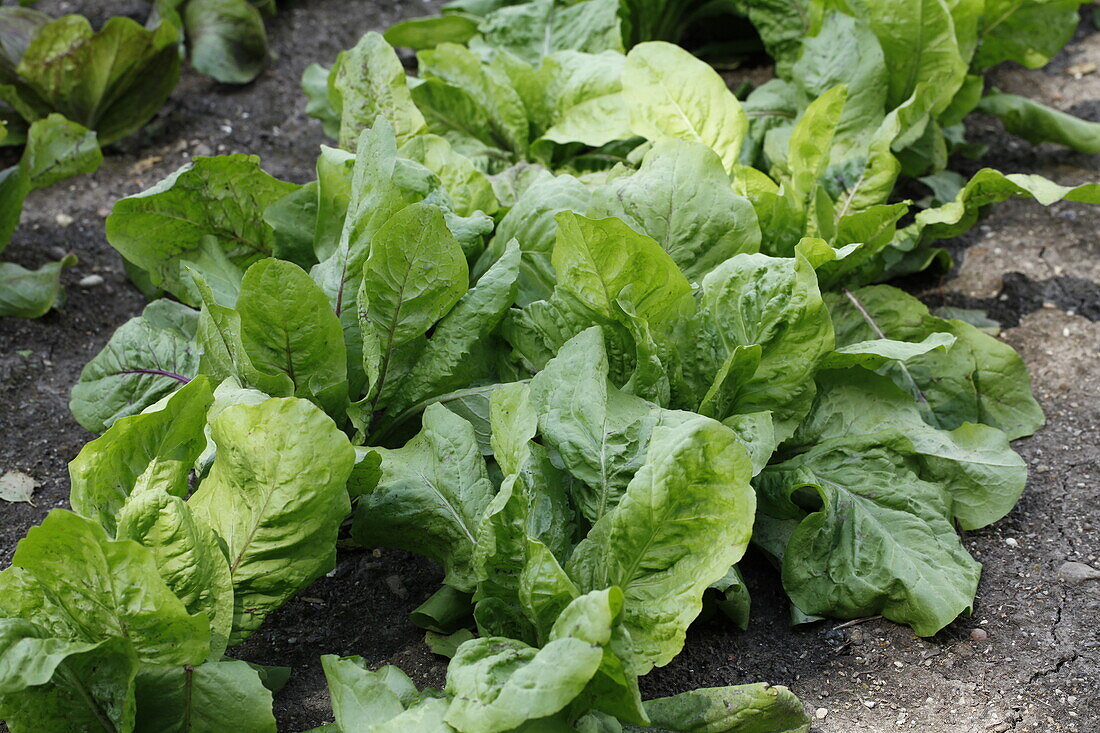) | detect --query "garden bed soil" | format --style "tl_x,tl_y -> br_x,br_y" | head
1,2 -> 1098,731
